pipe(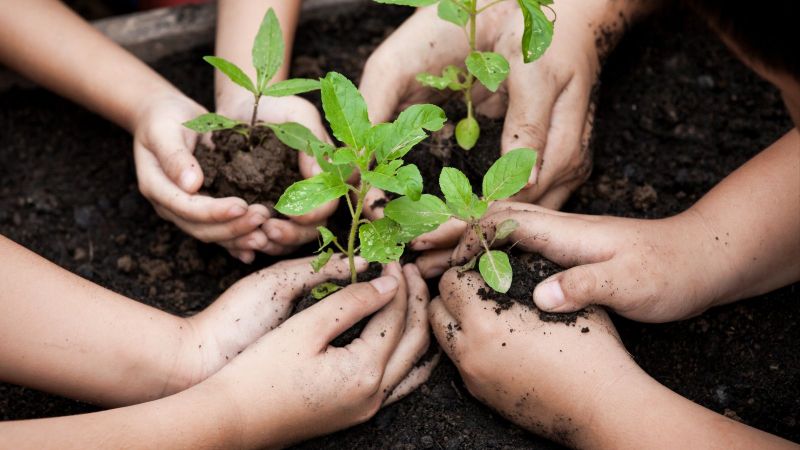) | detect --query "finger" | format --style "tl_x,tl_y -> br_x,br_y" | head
428,297 -> 461,361
533,261 -> 617,314
299,152 -> 323,178
154,204 -> 267,243
379,264 -> 432,400
355,263 -> 409,367
535,183 -> 575,210
363,187 -> 389,221
135,143 -> 250,222
260,240 -> 299,256
382,351 -> 440,406
142,119 -> 205,193
302,274 -> 400,350
263,218 -> 321,247
410,218 -> 466,251
224,229 -> 269,252
416,249 -> 452,278
227,249 -> 255,264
